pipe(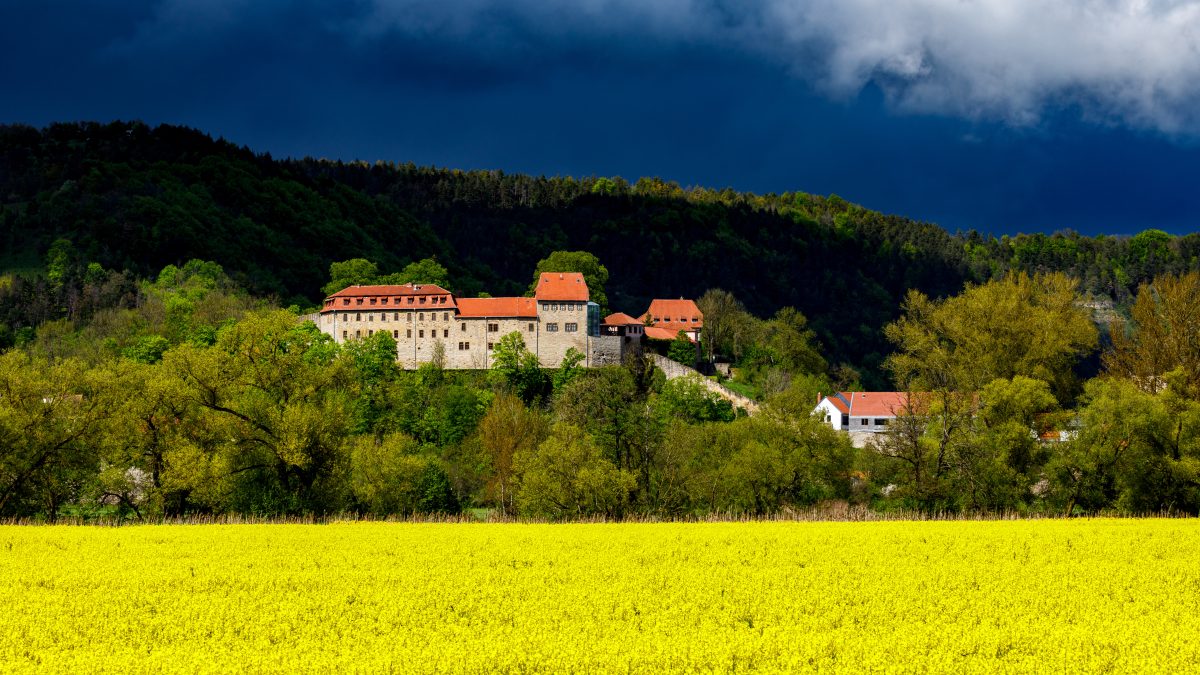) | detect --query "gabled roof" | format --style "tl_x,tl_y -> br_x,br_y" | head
322,283 -> 455,312
818,392 -> 912,417
846,392 -> 909,417
641,298 -> 703,333
535,272 -> 589,302
823,393 -> 850,414
603,312 -> 641,326
456,297 -> 539,318
326,283 -> 450,299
